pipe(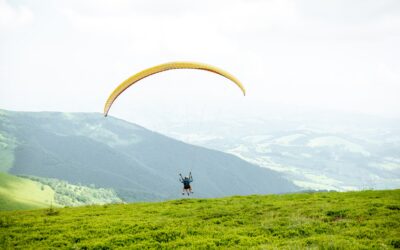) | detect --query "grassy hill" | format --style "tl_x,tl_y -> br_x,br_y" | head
0,172 -> 58,211
1,190 -> 399,249
0,173 -> 123,211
